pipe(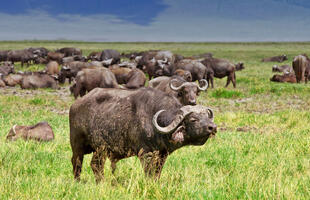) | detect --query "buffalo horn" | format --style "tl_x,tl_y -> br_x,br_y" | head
197,79 -> 208,91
